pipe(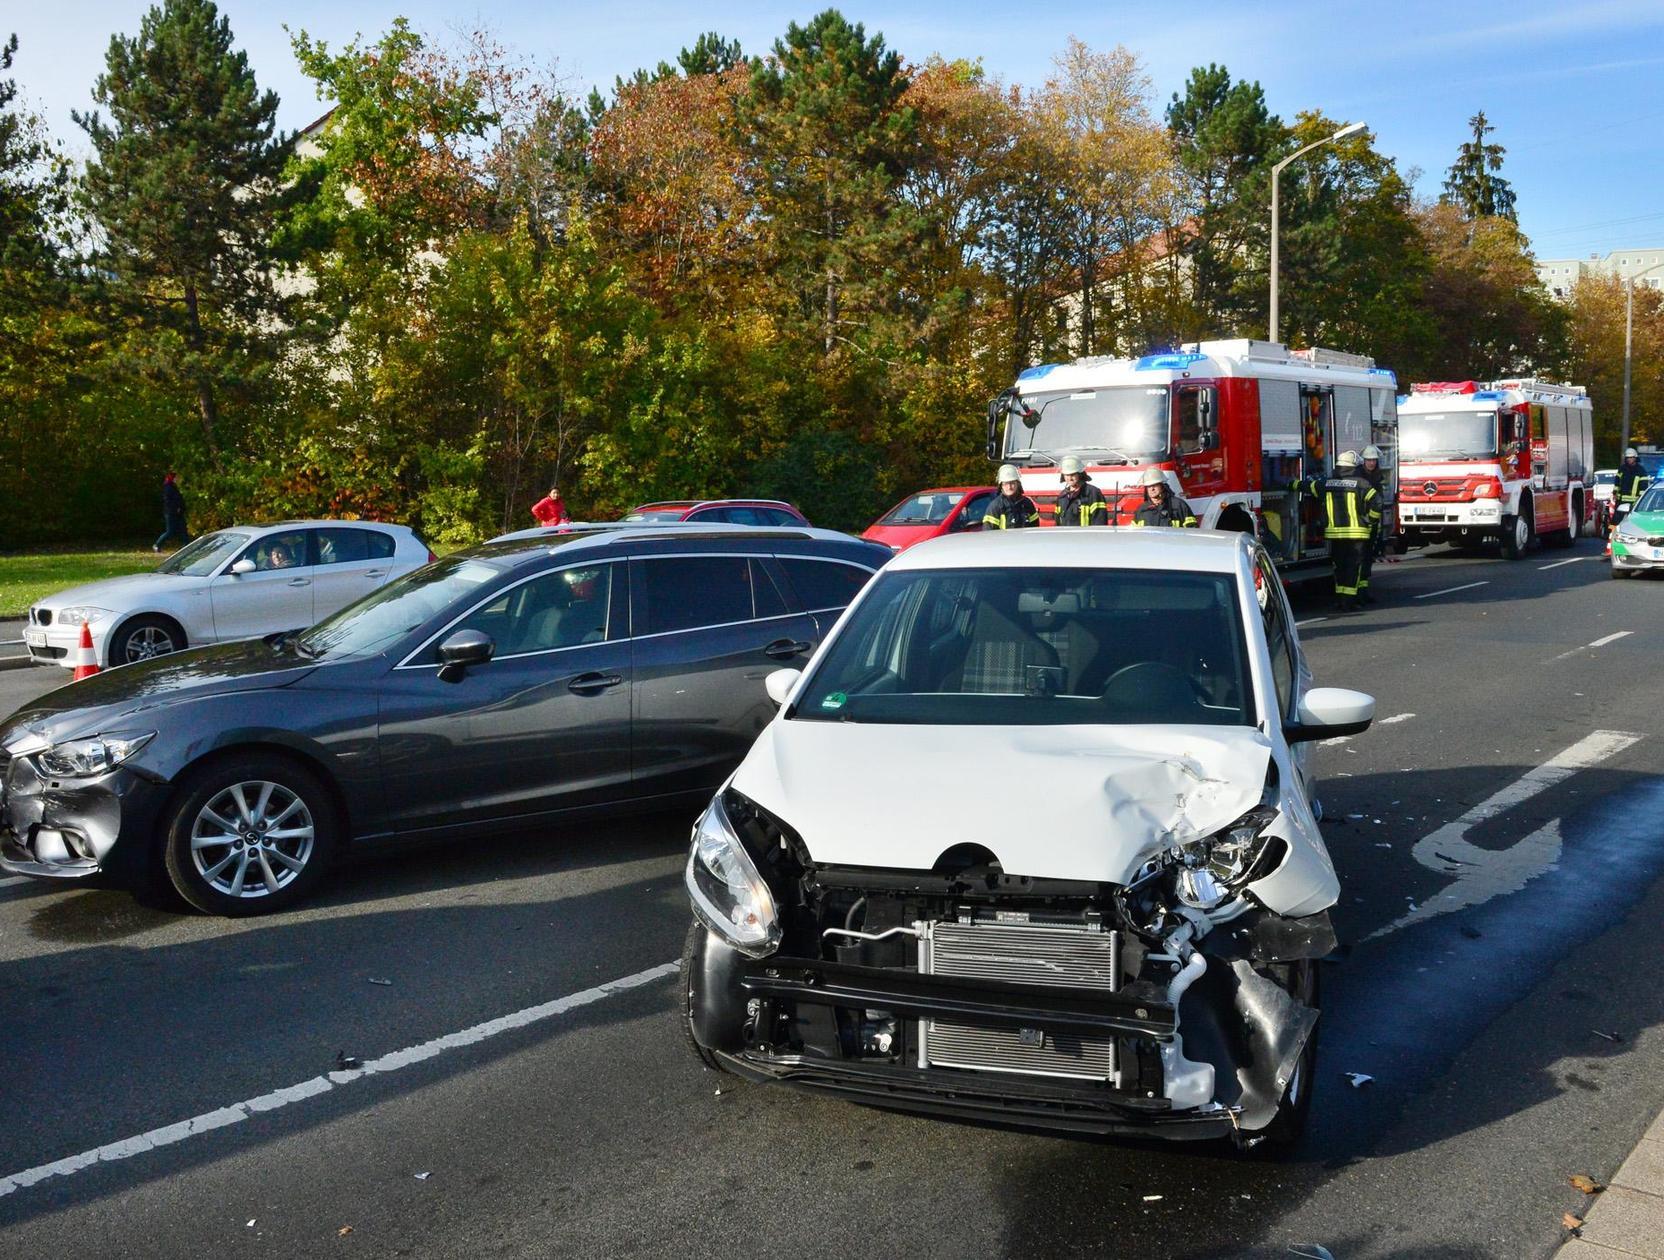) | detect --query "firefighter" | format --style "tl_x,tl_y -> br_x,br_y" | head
1292,450 -> 1381,612
1054,456 -> 1109,526
1357,444 -> 1386,604
1614,448 -> 1650,529
982,464 -> 1039,529
1130,468 -> 1198,527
